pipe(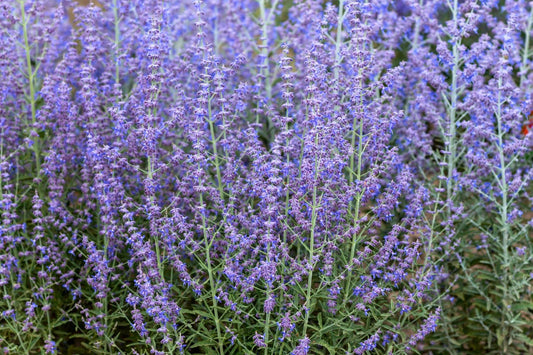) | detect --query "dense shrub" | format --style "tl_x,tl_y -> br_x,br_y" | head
0,0 -> 531,354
